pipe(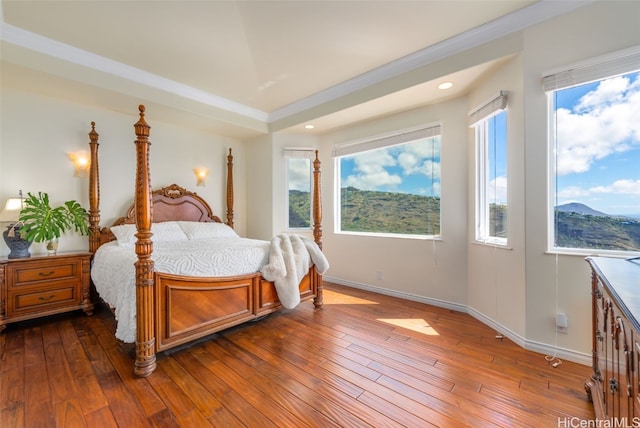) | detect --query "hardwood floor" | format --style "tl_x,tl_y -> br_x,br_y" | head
1,282 -> 594,427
